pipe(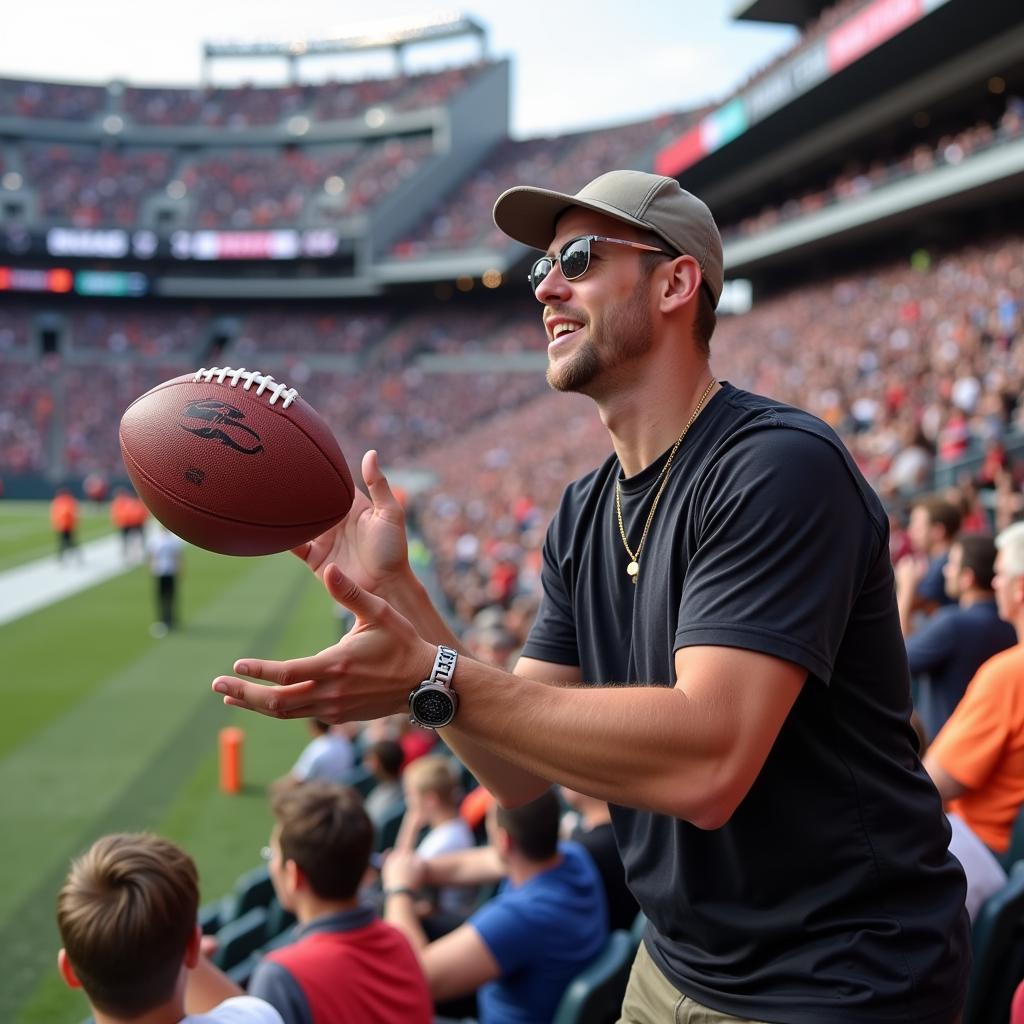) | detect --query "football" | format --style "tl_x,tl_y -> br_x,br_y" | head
119,366 -> 355,556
